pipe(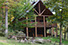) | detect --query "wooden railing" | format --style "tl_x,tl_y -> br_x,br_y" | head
28,22 -> 52,27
